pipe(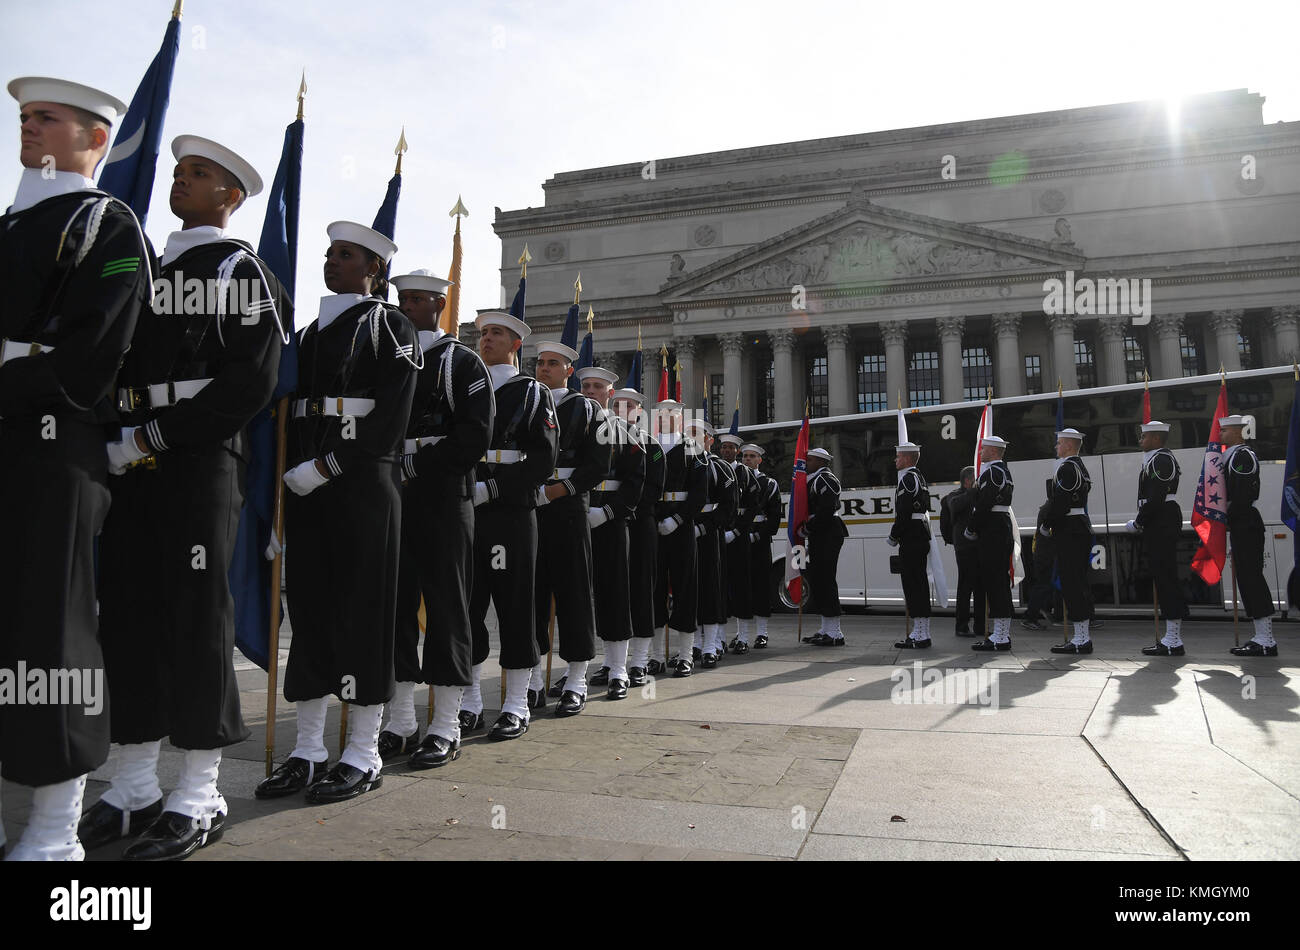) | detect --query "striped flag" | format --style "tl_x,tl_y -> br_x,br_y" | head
1191,382 -> 1231,586
785,409 -> 811,604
